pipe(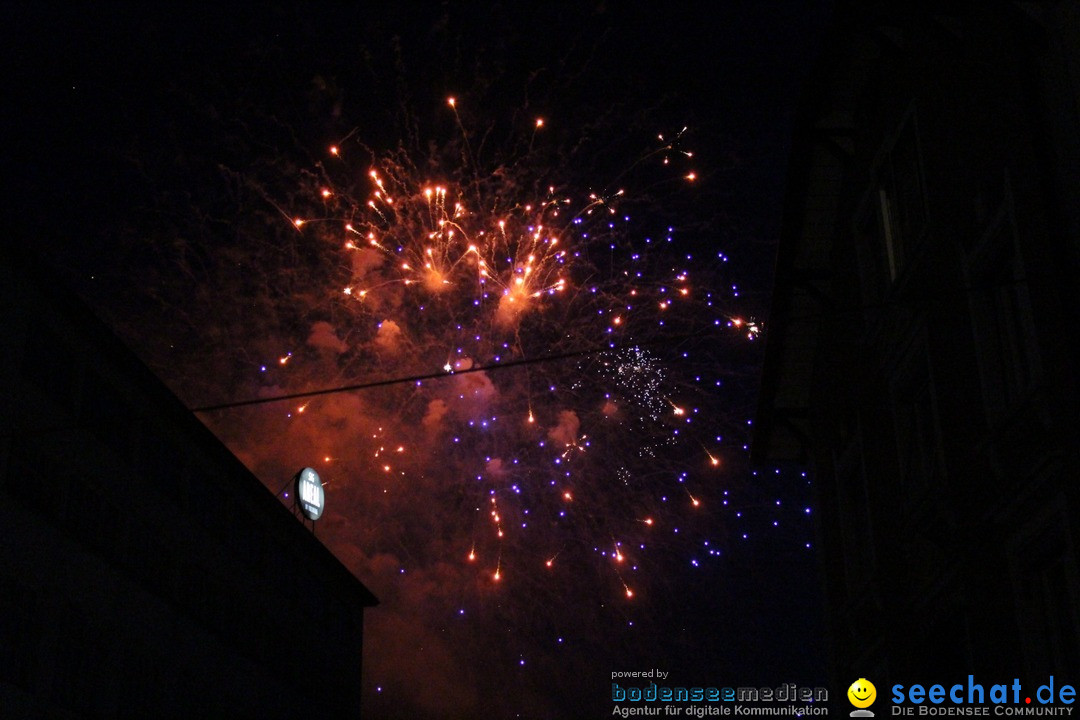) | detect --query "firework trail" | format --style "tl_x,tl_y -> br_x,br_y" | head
221,98 -> 760,600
